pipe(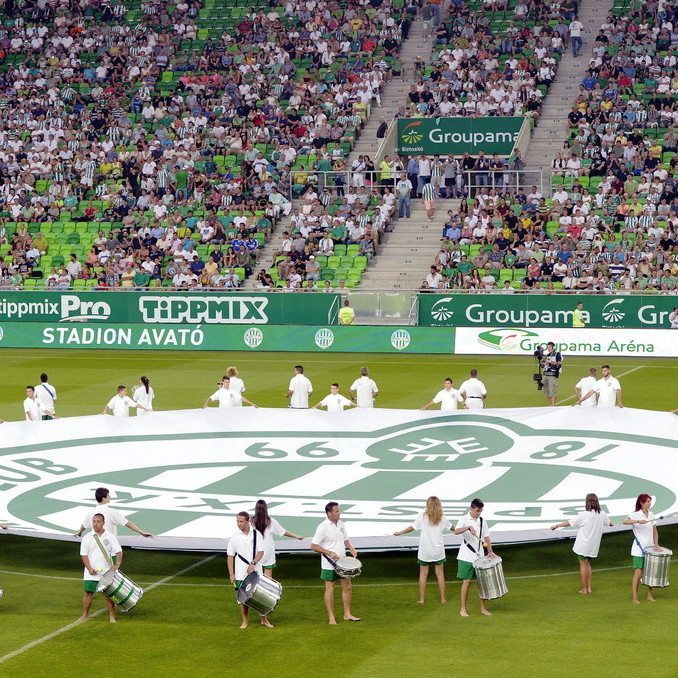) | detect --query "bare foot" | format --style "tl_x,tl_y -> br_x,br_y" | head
480,609 -> 492,617
329,619 -> 338,625
417,599 -> 425,605
440,598 -> 447,604
578,590 -> 590,595
647,597 -> 656,602
632,599 -> 640,604
459,610 -> 469,618
239,622 -> 248,629
261,619 -> 274,628
344,615 -> 362,621
109,618 -> 117,624
77,615 -> 88,622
